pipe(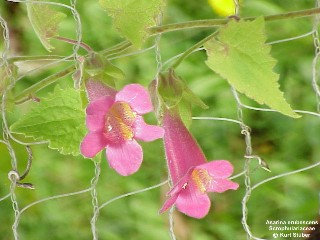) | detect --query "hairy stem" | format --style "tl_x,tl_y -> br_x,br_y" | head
10,7 -> 320,103
101,40 -> 132,56
171,30 -> 219,69
8,42 -> 131,64
8,55 -> 70,63
149,7 -> 320,35
14,65 -> 75,104
54,36 -> 94,53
